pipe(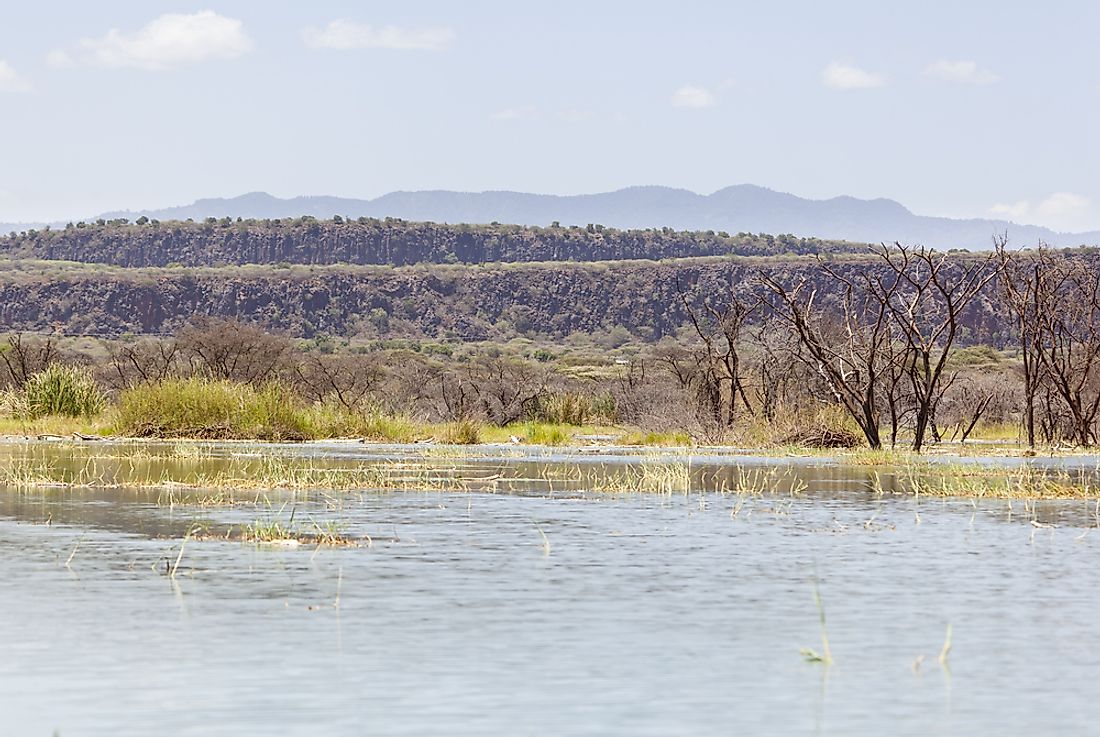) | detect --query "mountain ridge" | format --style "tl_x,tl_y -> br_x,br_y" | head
9,185 -> 1099,250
